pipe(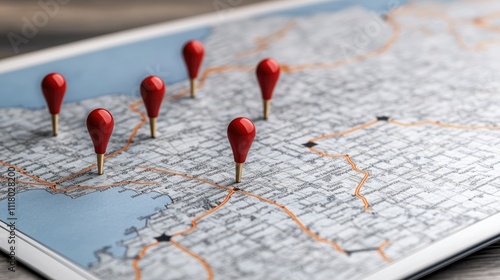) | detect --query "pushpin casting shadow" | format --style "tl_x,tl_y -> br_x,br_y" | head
256,58 -> 280,120
86,109 -> 114,175
227,117 -> 256,183
183,40 -> 205,98
141,76 -> 166,138
42,73 -> 66,136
